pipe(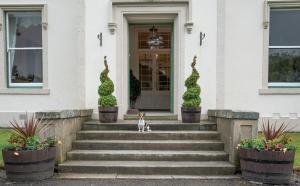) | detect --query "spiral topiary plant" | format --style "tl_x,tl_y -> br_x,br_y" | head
98,56 -> 117,107
182,56 -> 201,108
